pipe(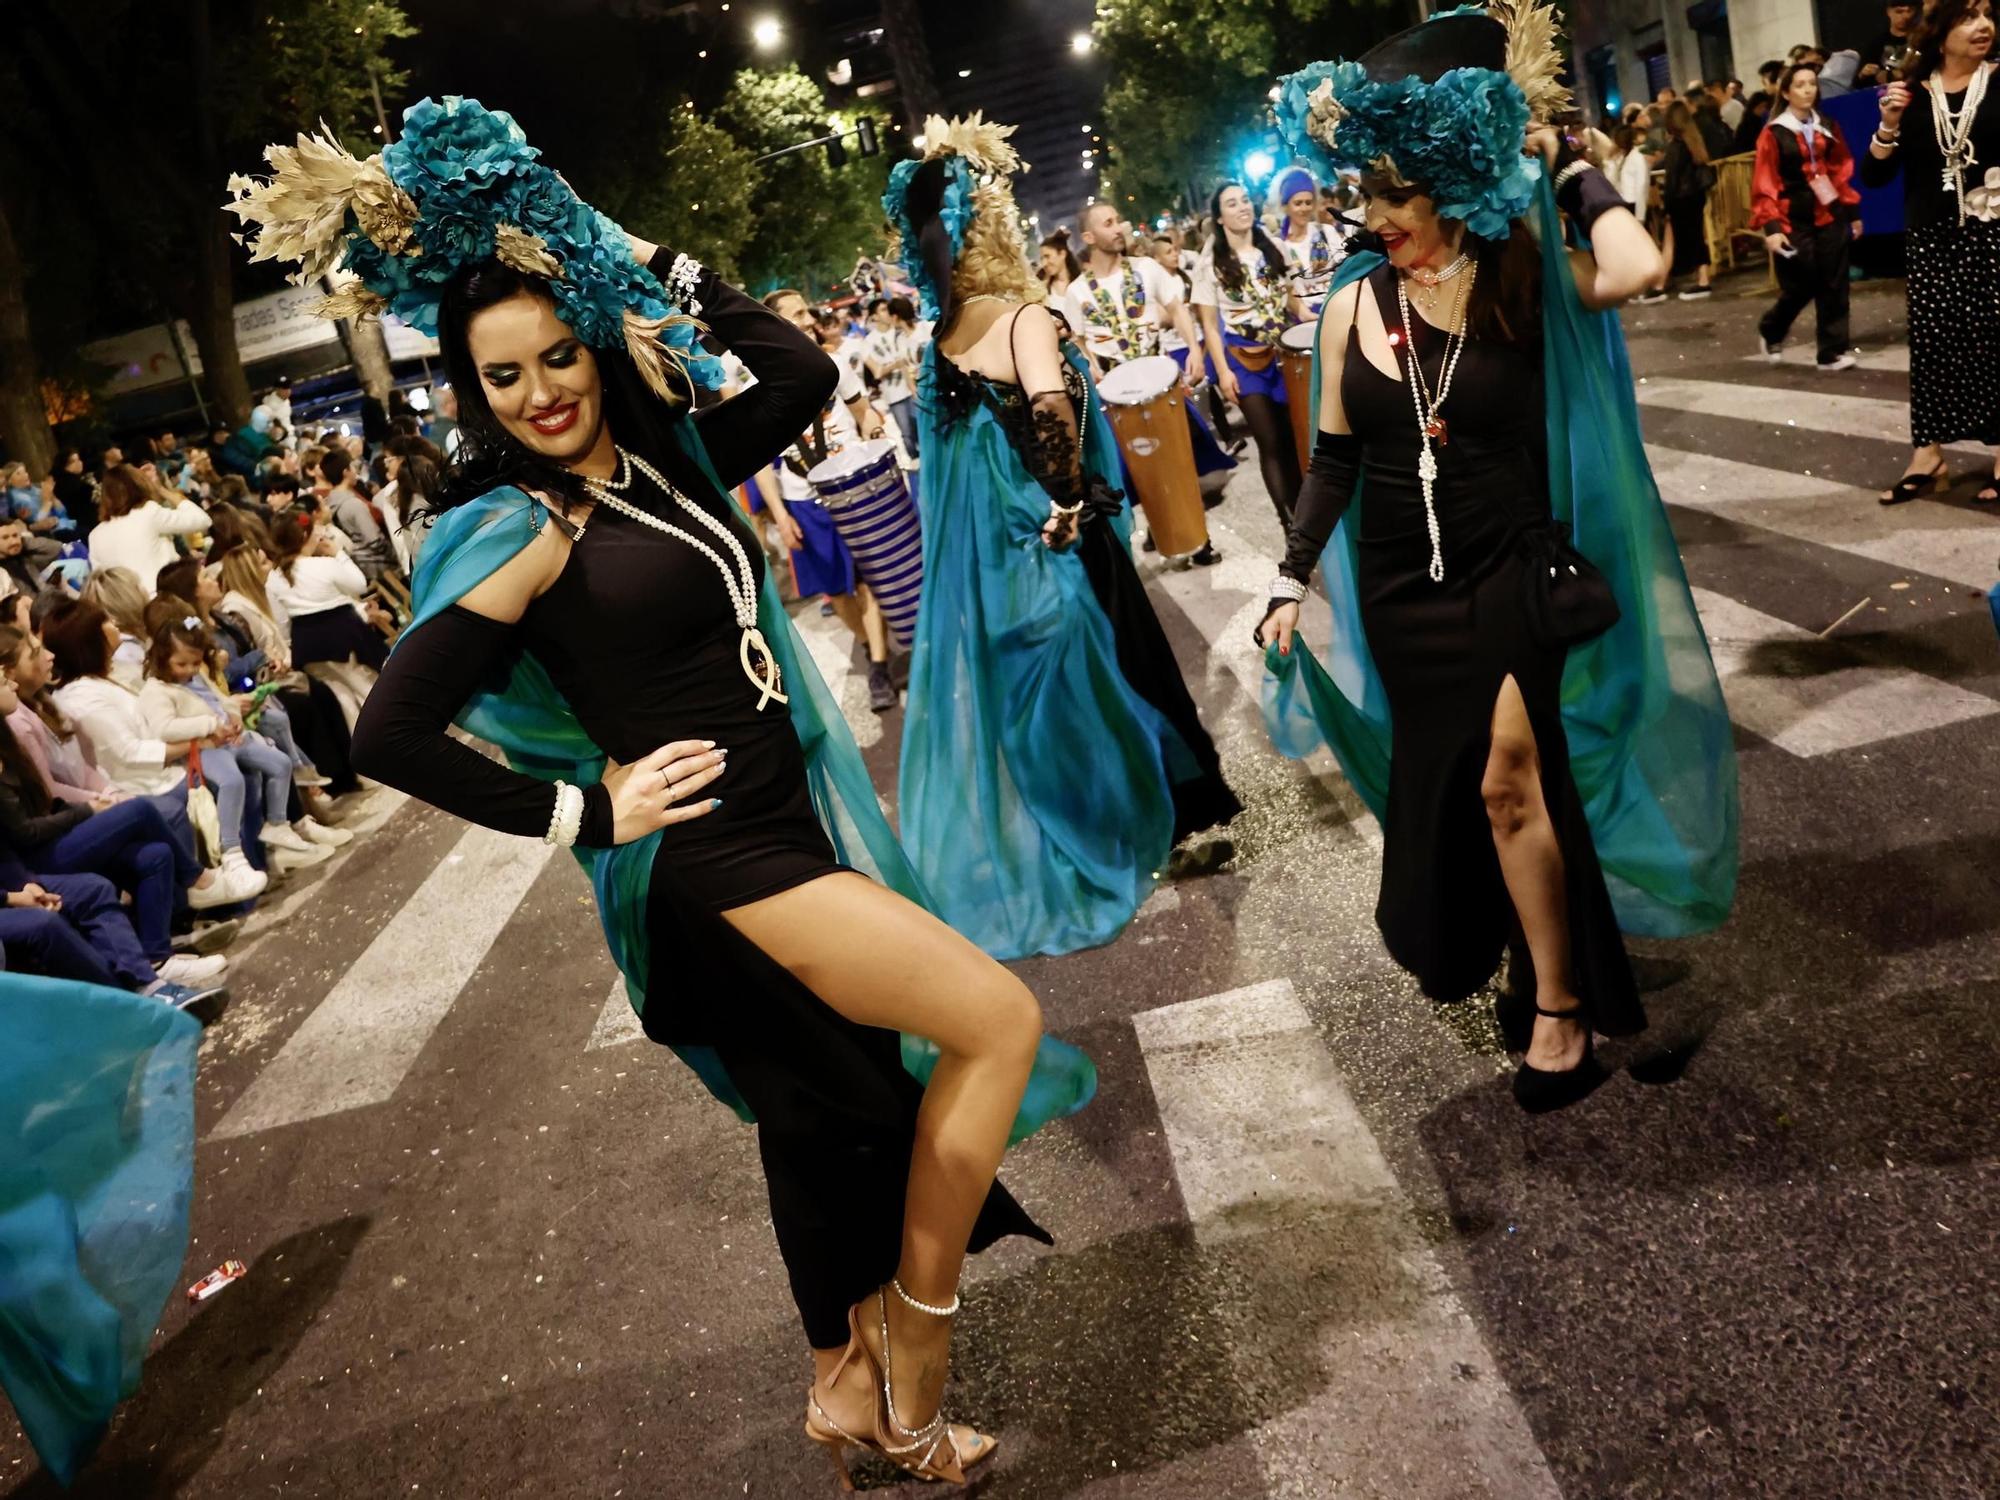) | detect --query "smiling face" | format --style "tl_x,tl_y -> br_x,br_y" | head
465,290 -> 607,467
1360,180 -> 1457,270
769,292 -> 814,336
1215,185 -> 1257,237
1285,188 -> 1317,229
